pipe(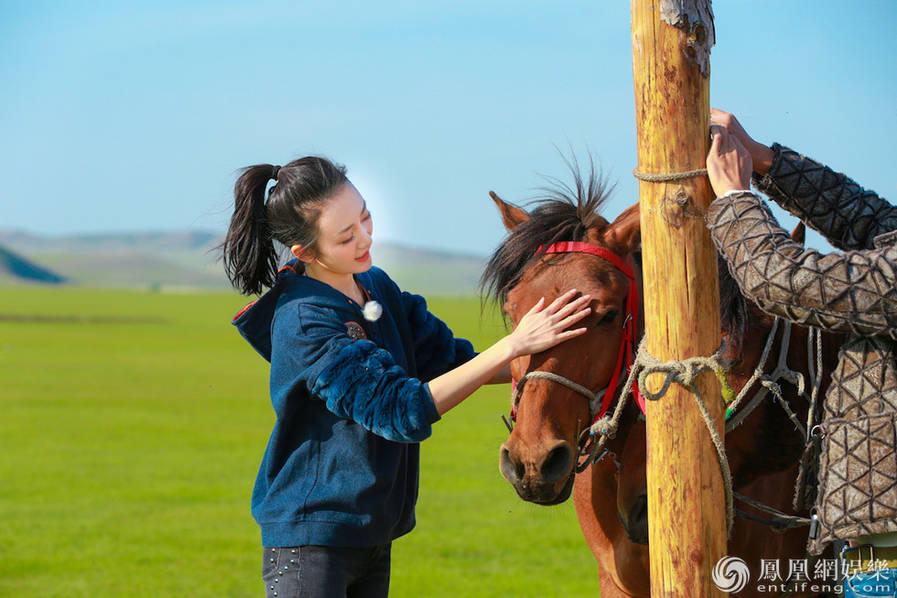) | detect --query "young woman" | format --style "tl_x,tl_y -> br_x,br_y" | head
222,156 -> 591,598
